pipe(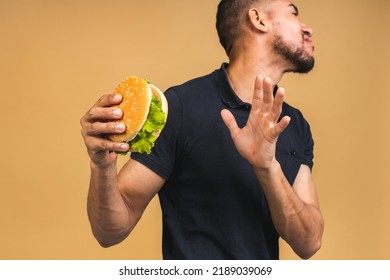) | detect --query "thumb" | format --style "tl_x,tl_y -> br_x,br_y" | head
221,109 -> 240,138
